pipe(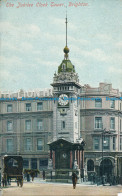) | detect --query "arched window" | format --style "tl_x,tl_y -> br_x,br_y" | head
87,159 -> 94,171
